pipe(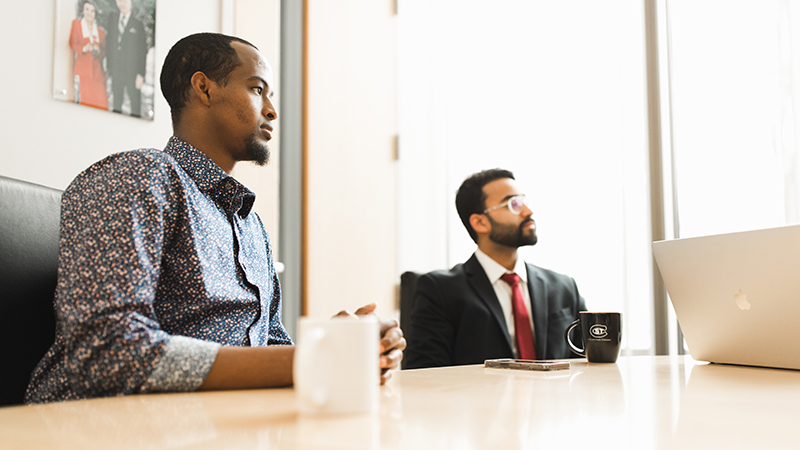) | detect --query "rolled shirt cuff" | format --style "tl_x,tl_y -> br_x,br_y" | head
144,335 -> 221,392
